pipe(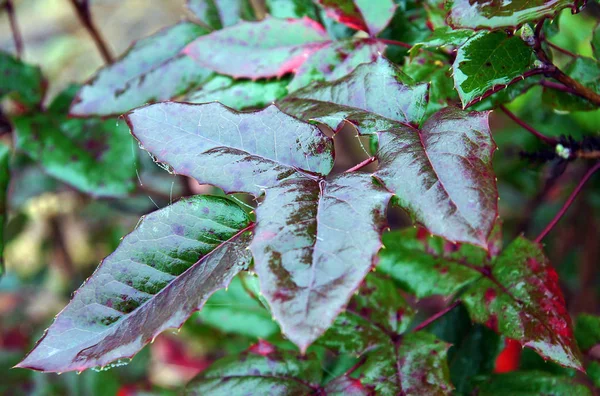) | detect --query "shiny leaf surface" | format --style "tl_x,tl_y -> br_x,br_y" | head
315,0 -> 397,36
186,0 -> 255,30
409,27 -> 472,57
17,195 -> 253,372
453,31 -> 537,107
183,17 -> 330,79
126,102 -> 334,197
0,51 -> 45,109
447,0 -> 576,30
70,23 -> 212,117
0,143 -> 9,276
472,372 -> 592,395
250,174 -> 391,352
463,237 -> 583,371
